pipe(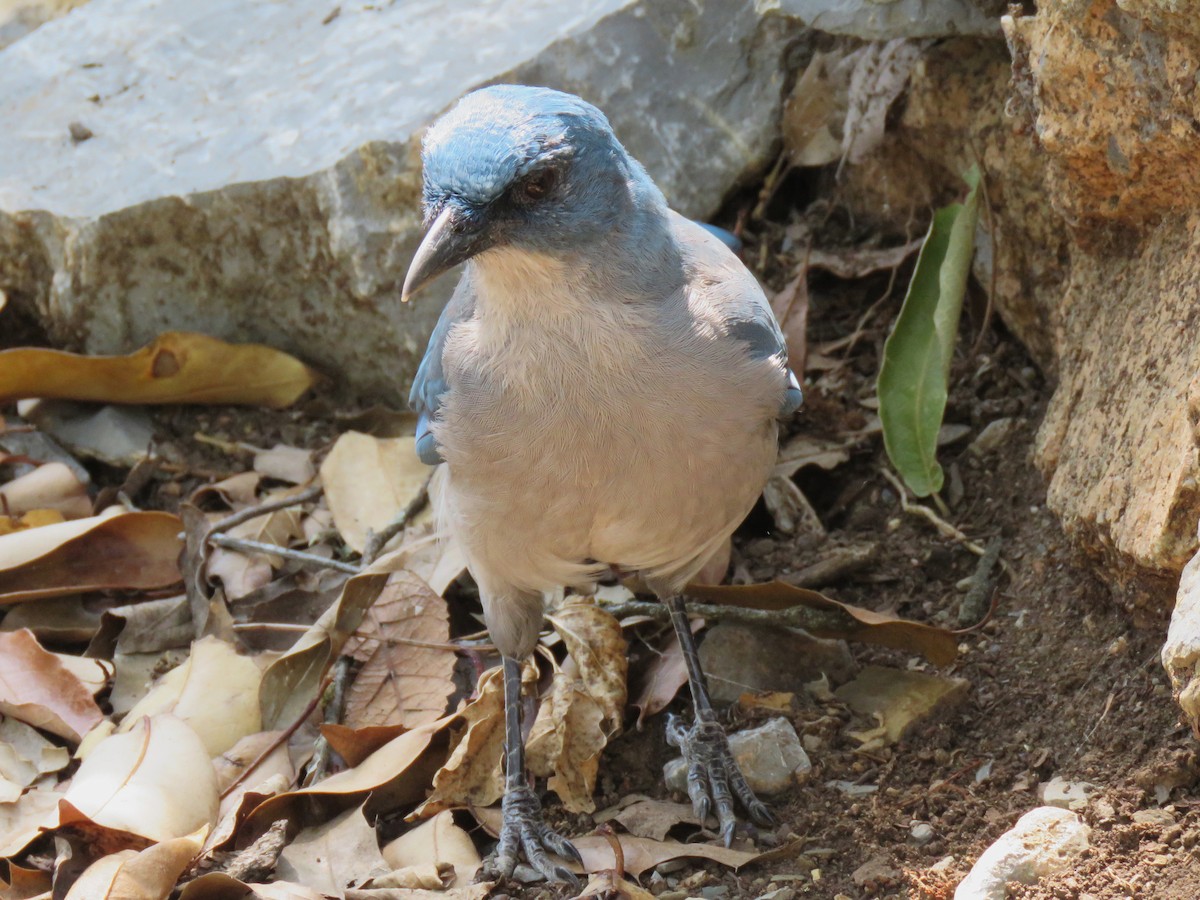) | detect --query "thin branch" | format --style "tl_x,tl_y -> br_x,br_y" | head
595,596 -> 851,634
207,484 -> 323,535
880,468 -> 986,556
361,474 -> 433,565
209,533 -> 360,574
220,685 -> 324,799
